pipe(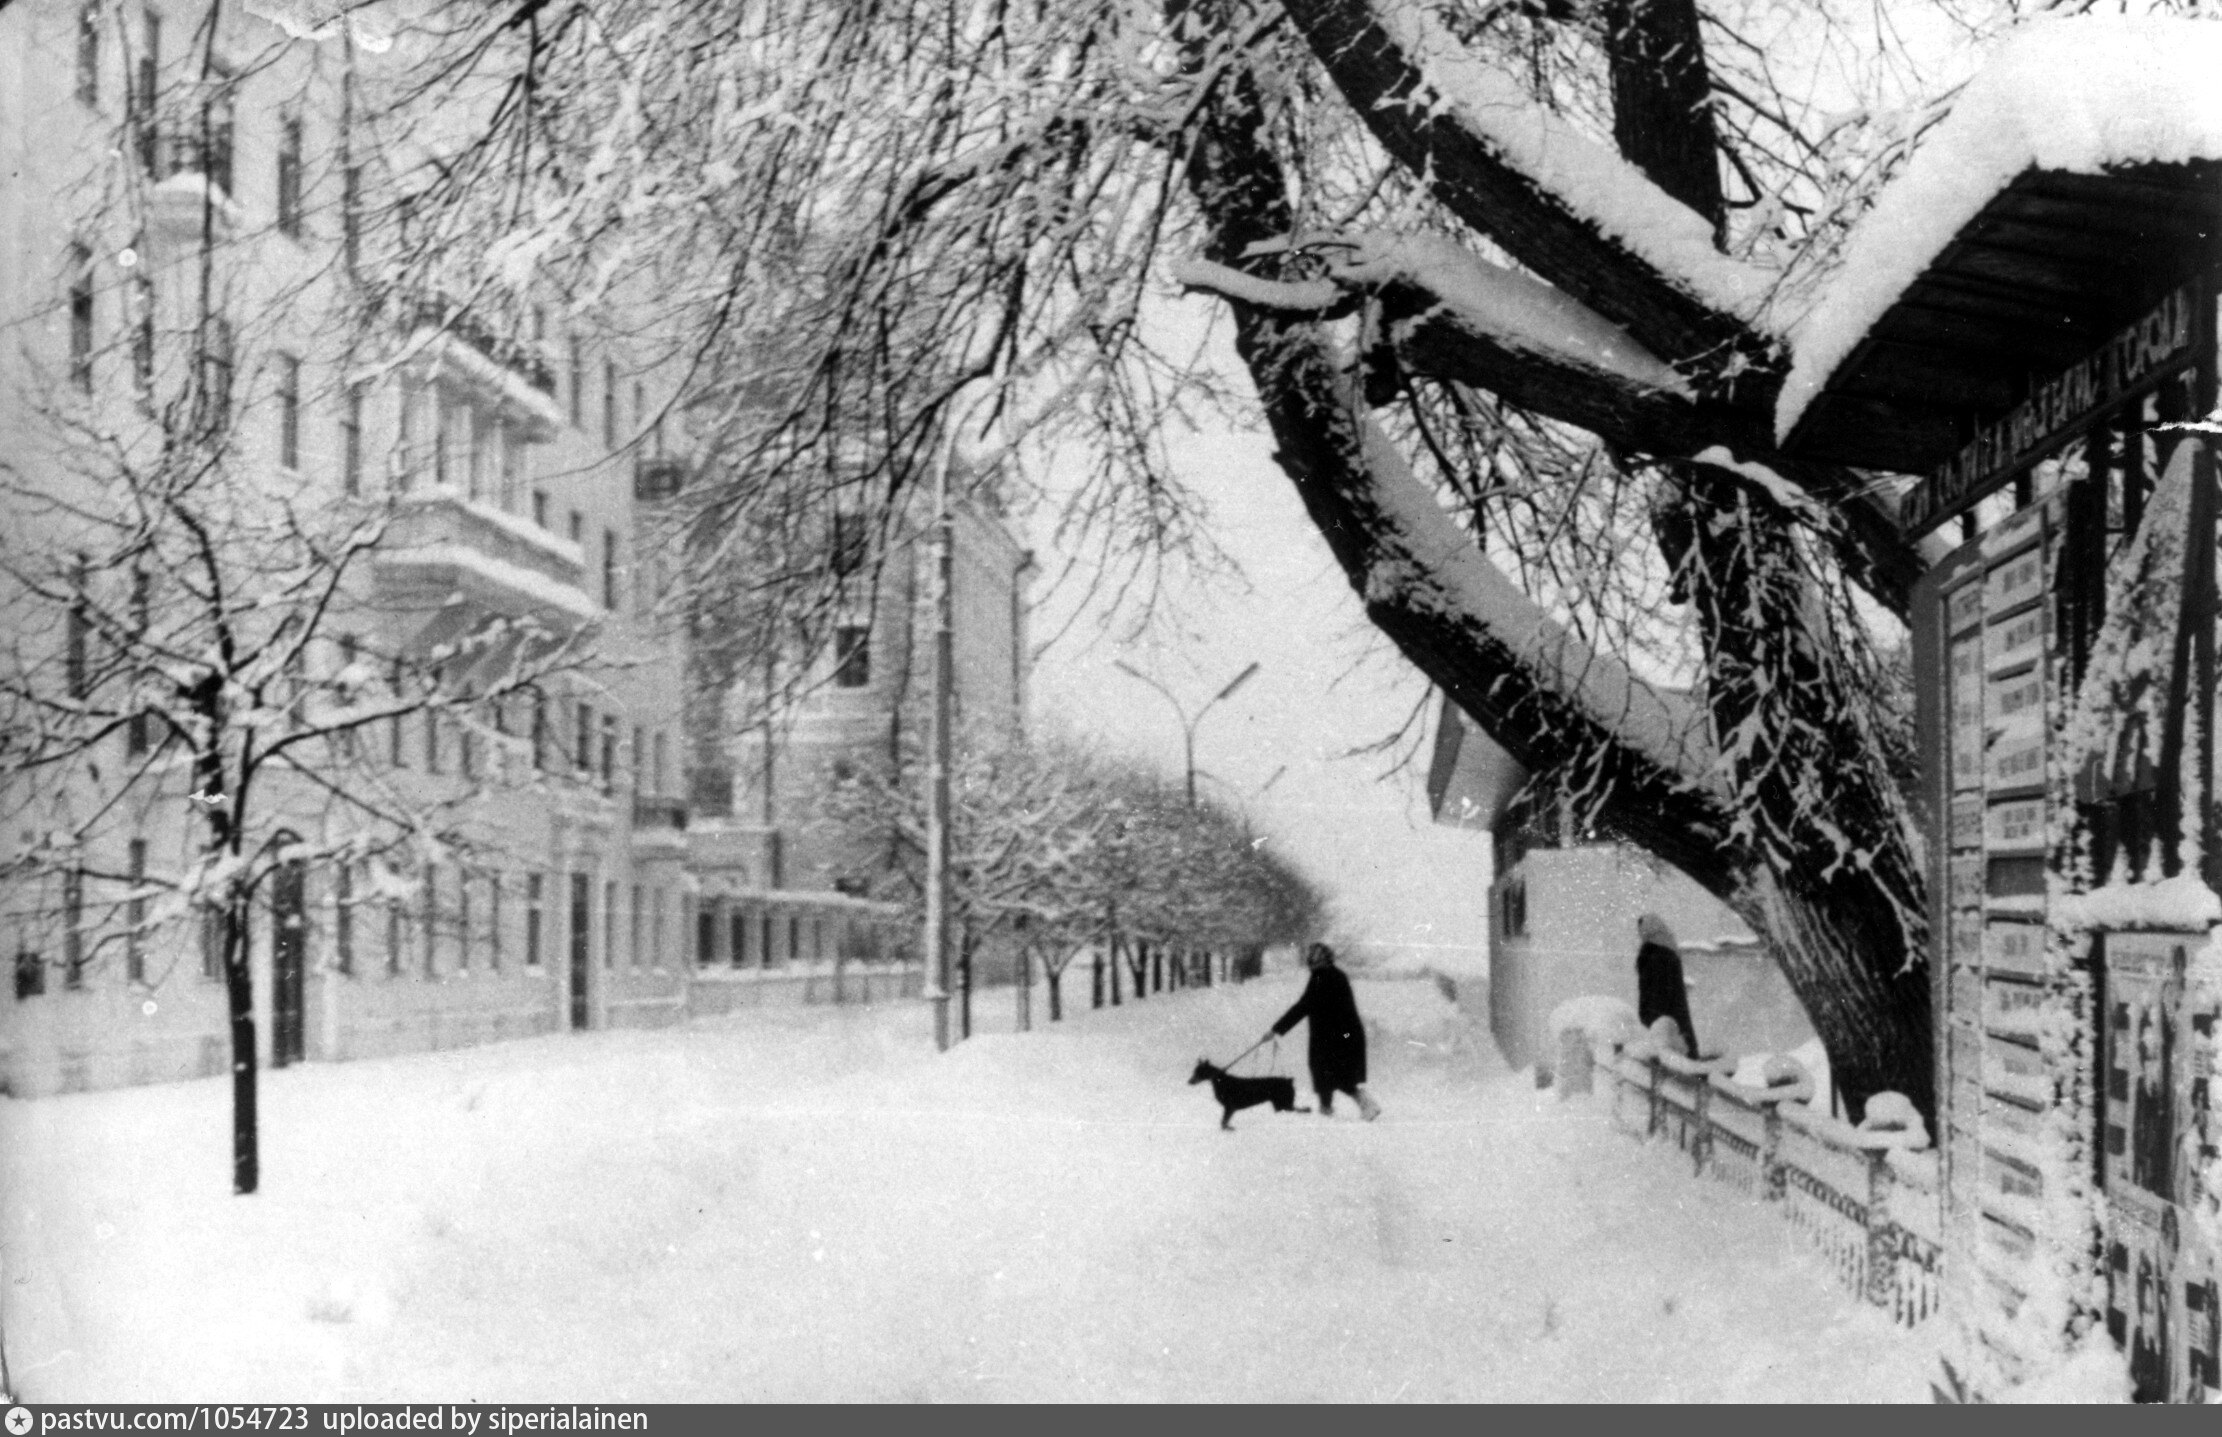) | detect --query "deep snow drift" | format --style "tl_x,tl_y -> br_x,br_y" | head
2,974 -> 1936,1401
